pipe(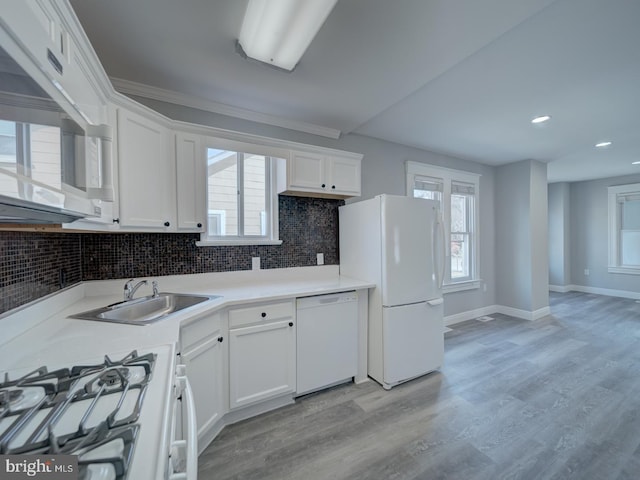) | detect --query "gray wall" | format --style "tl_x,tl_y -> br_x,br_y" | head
548,182 -> 571,286
569,174 -> 640,293
496,160 -> 533,310
135,96 -> 497,317
495,159 -> 548,312
530,160 -> 549,311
